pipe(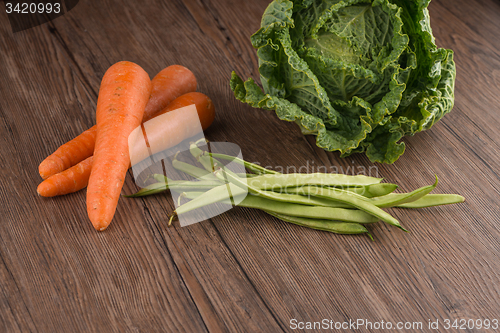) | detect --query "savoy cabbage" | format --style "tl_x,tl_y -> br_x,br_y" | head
230,0 -> 456,163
